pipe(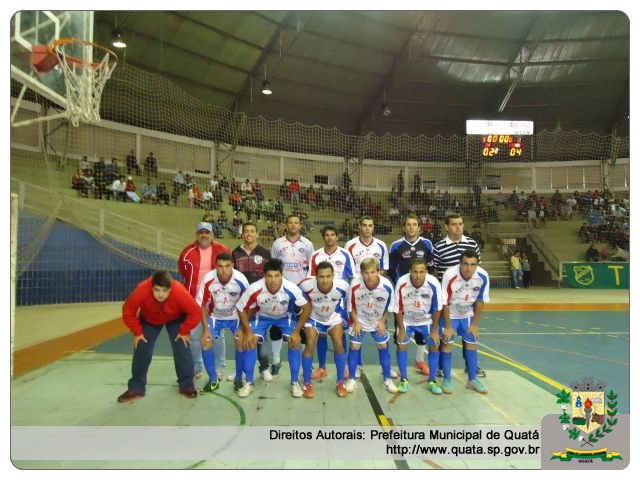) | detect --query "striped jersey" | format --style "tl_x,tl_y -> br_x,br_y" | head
388,236 -> 434,283
344,236 -> 389,273
236,277 -> 307,320
298,277 -> 349,325
271,235 -> 314,285
348,275 -> 397,331
441,264 -> 490,319
395,273 -> 443,326
195,269 -> 249,320
310,246 -> 356,281
432,235 -> 481,278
